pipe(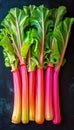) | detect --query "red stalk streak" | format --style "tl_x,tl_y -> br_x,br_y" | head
53,68 -> 61,124
35,68 -> 44,124
11,69 -> 22,124
20,64 -> 29,124
29,71 -> 35,121
45,64 -> 54,121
